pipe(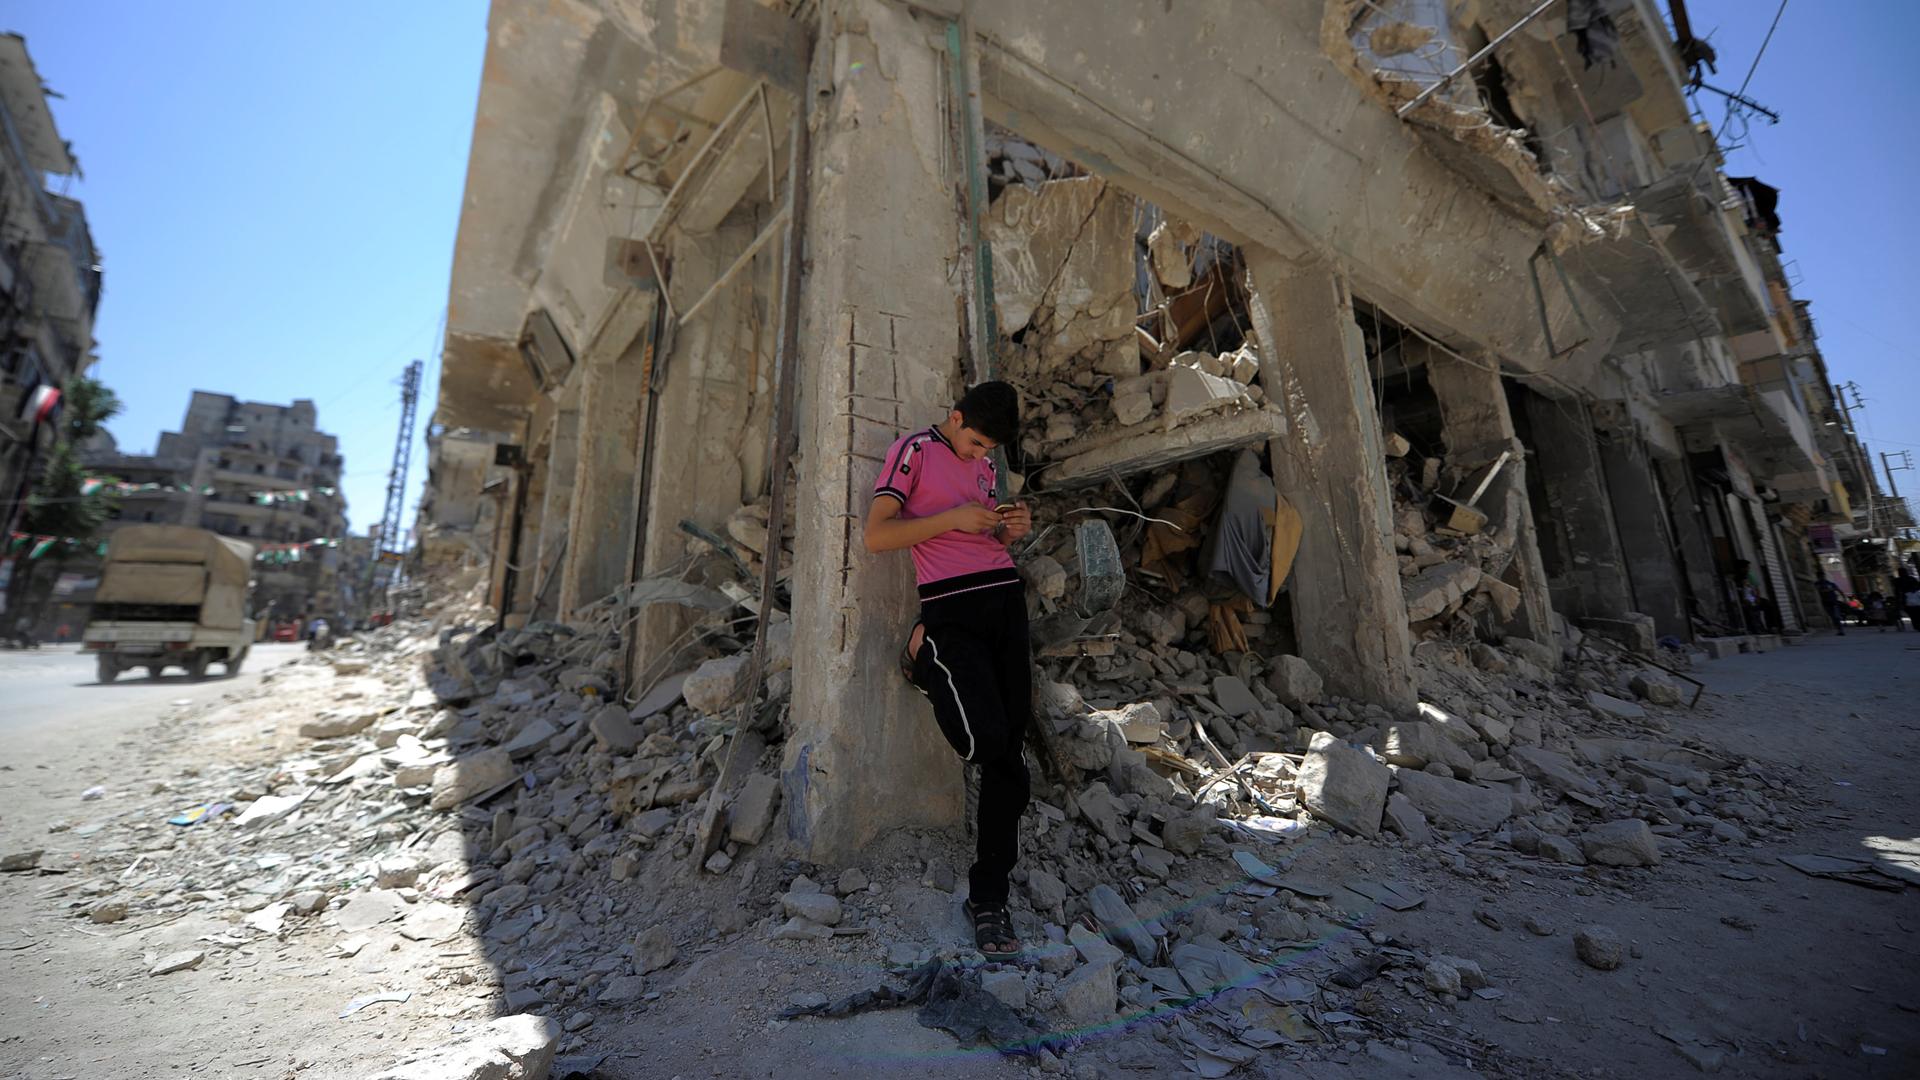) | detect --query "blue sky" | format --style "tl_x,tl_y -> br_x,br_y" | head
5,1 -> 1916,539
1684,0 -> 1920,494
7,1 -> 488,537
